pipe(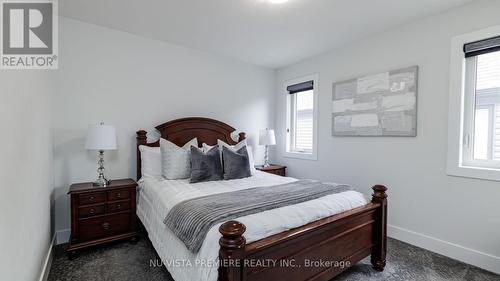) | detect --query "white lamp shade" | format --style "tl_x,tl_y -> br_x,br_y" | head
259,129 -> 276,146
85,123 -> 117,150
